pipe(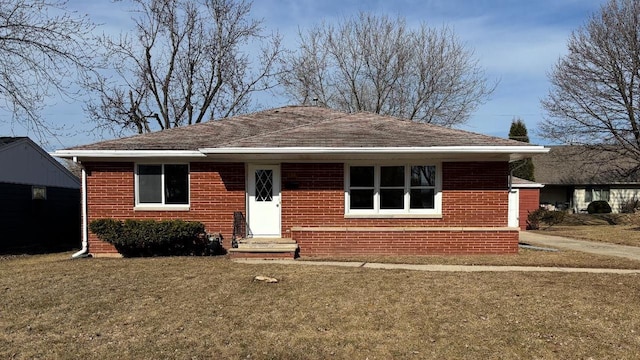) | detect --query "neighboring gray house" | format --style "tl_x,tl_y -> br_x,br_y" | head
533,146 -> 640,213
0,137 -> 81,253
